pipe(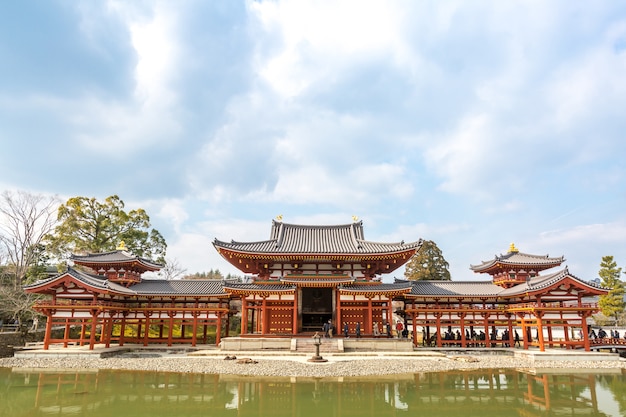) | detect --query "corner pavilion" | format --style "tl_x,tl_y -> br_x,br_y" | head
25,220 -> 607,351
